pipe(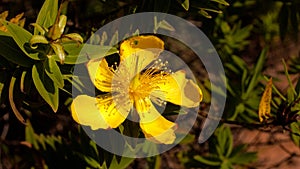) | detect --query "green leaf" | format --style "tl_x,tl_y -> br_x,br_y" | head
25,121 -> 39,149
211,0 -> 229,6
179,134 -> 195,144
198,9 -> 212,19
157,20 -> 175,32
45,57 -> 64,88
61,33 -> 83,43
245,48 -> 267,97
30,23 -> 48,35
0,72 -> 5,102
109,31 -> 119,46
34,0 -> 58,34
0,35 -> 33,67
290,122 -> 300,146
220,160 -> 232,169
58,15 -> 67,35
74,152 -> 101,168
1,21 -> 40,60
229,152 -> 257,165
109,156 -> 134,169
100,31 -> 108,46
177,0 -> 189,11
283,59 -> 297,96
51,43 -> 66,64
32,63 -> 59,112
194,155 -> 221,166
52,43 -> 118,64
29,35 -> 49,49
